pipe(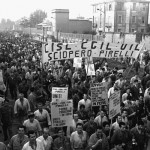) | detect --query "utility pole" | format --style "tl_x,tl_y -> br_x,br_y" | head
103,2 -> 106,33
